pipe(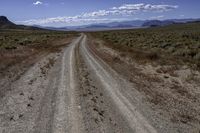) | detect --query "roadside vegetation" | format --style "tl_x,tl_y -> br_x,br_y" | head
88,22 -> 200,128
0,29 -> 76,50
0,29 -> 78,87
91,22 -> 200,69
